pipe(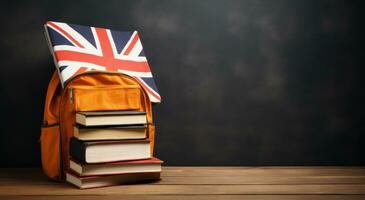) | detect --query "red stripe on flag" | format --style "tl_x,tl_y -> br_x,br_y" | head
55,50 -> 151,73
74,67 -> 88,76
134,77 -> 161,101
95,28 -> 114,57
47,21 -> 84,48
123,32 -> 139,55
